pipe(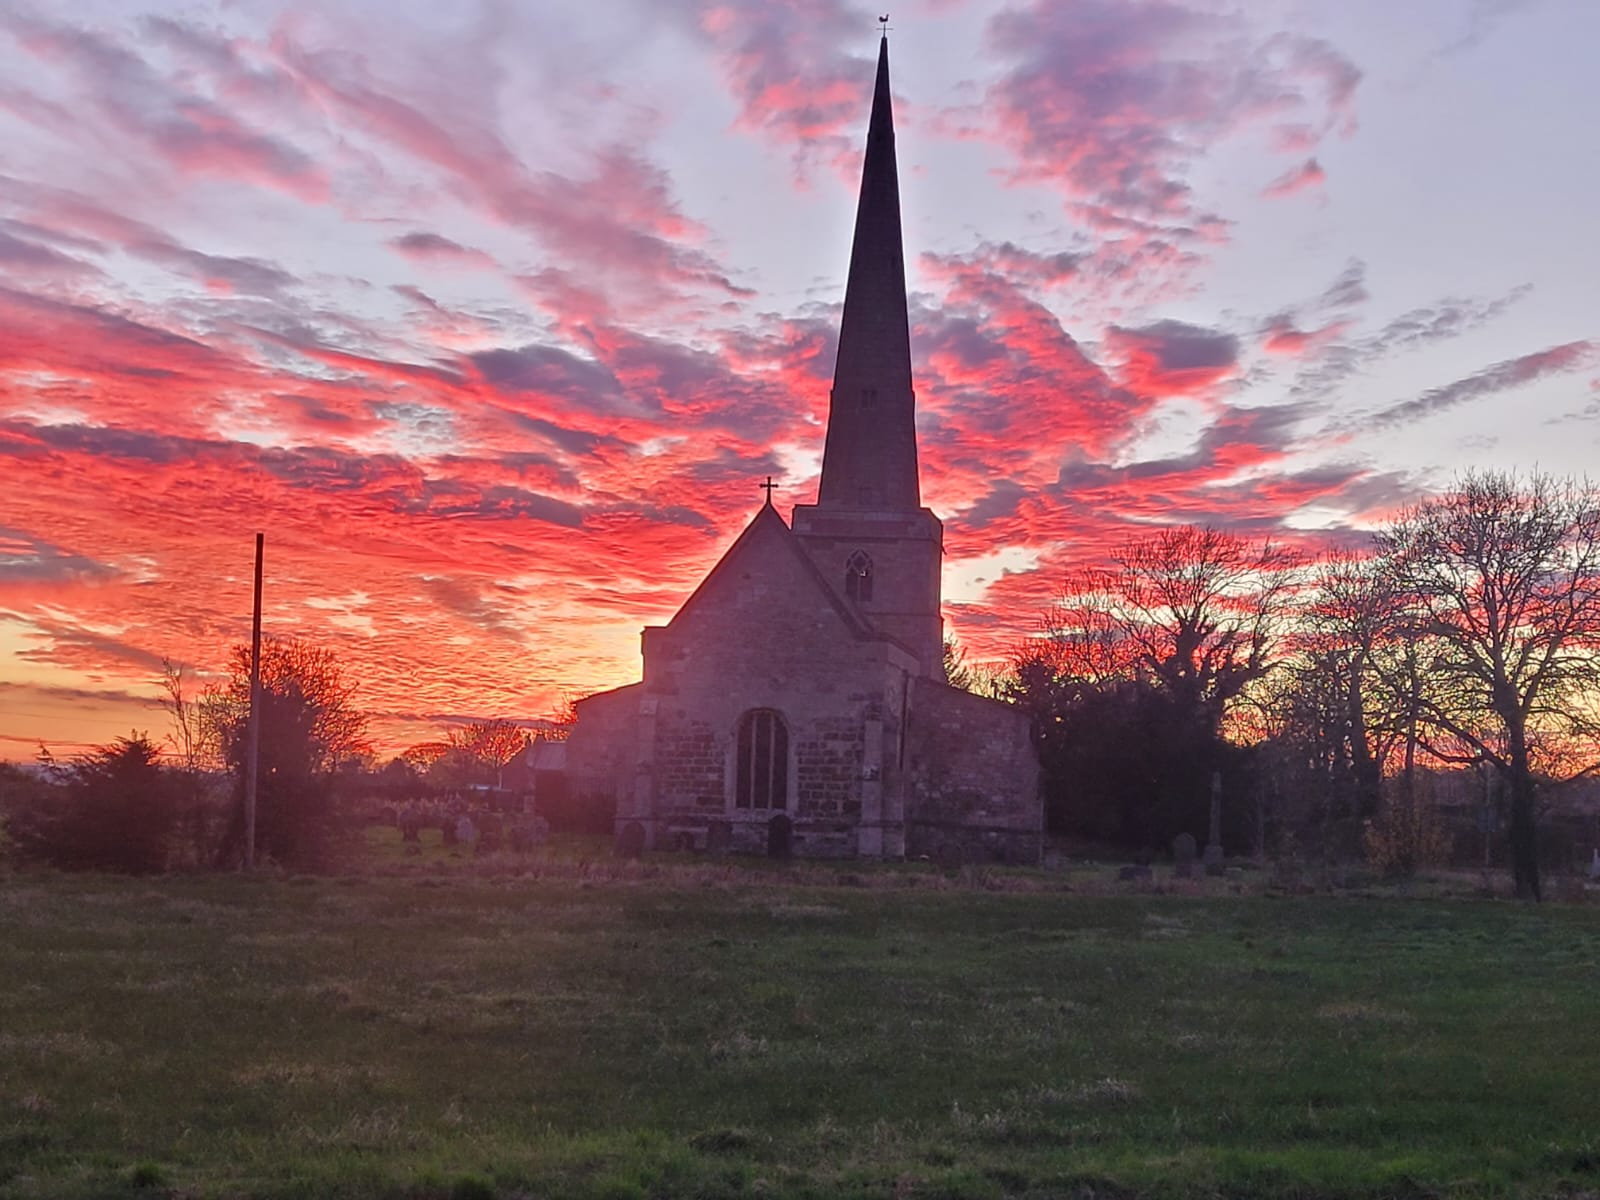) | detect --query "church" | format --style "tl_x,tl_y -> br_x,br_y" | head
564,36 -> 1042,862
